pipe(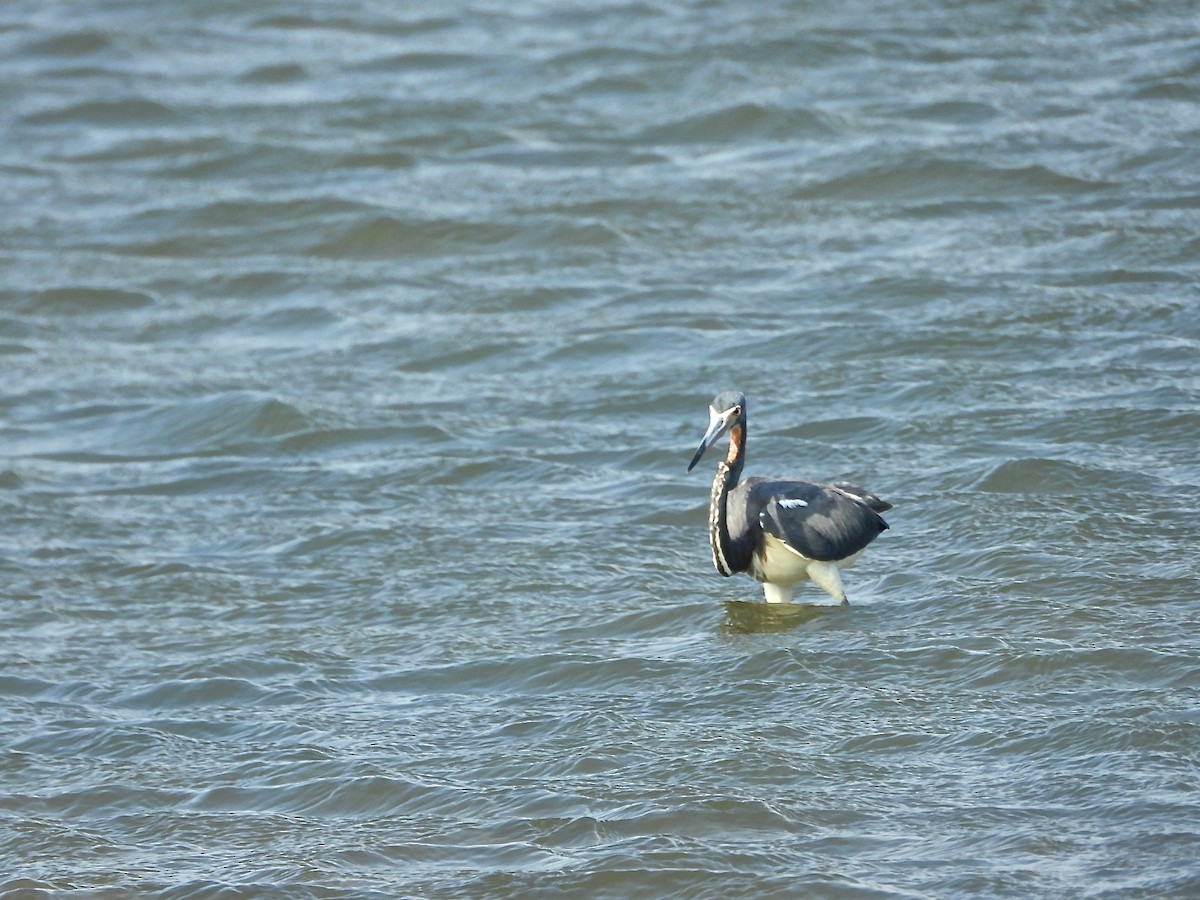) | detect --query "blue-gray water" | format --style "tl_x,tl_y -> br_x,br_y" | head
3,1 -> 1199,896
